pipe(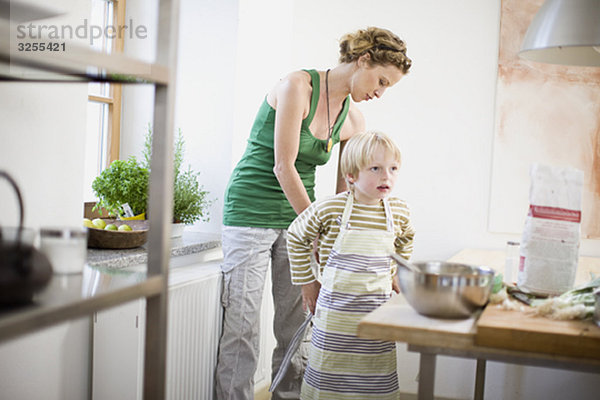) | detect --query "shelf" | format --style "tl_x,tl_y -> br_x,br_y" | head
0,22 -> 170,84
1,0 -> 180,397
0,265 -> 164,342
0,0 -> 65,23
0,232 -> 221,344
